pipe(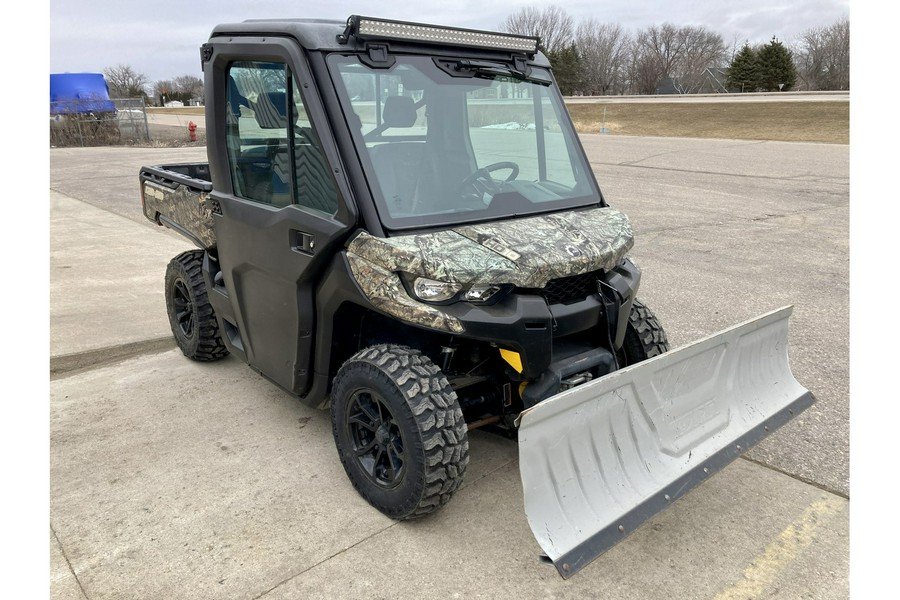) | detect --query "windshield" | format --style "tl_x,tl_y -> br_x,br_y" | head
327,54 -> 601,229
